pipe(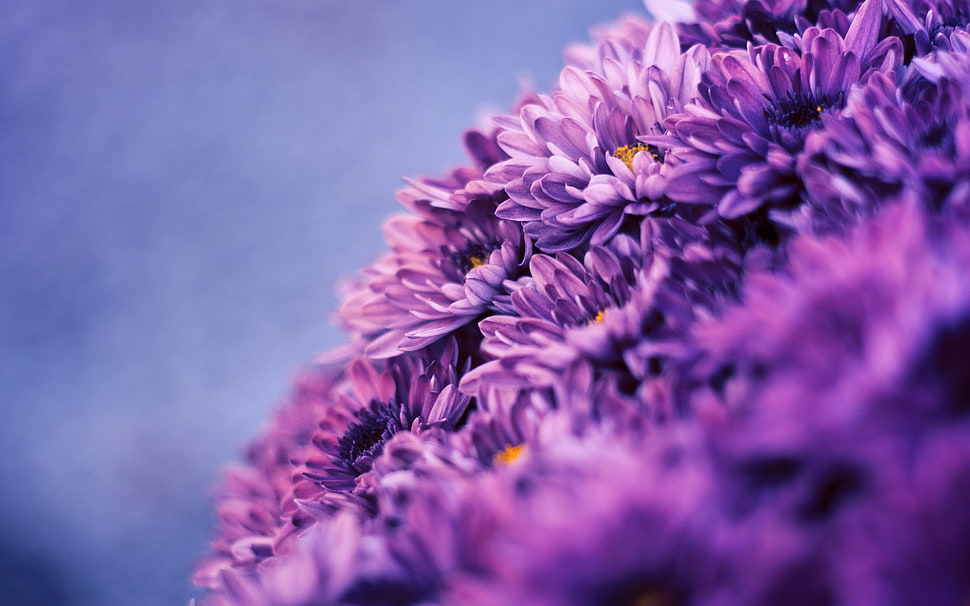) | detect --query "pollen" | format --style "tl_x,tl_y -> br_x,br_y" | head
494,443 -> 525,465
593,310 -> 606,323
452,244 -> 495,276
613,143 -> 663,171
